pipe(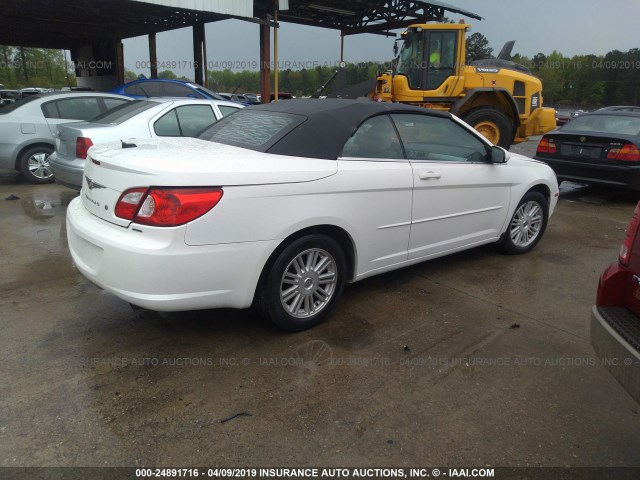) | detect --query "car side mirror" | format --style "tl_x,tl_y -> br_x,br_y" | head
490,146 -> 507,164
